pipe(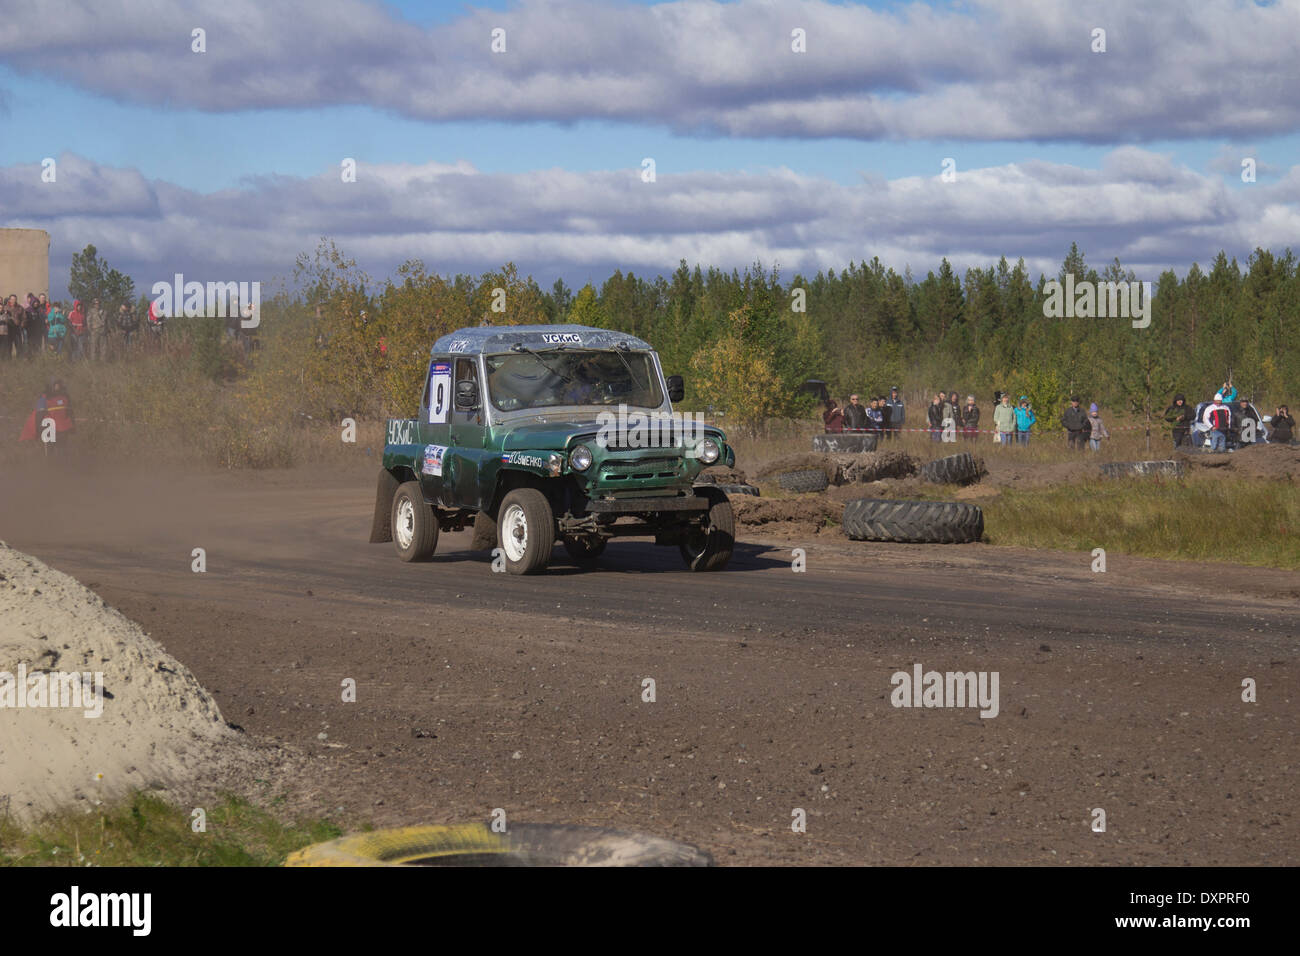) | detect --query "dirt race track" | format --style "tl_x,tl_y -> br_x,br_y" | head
1,458 -> 1295,865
